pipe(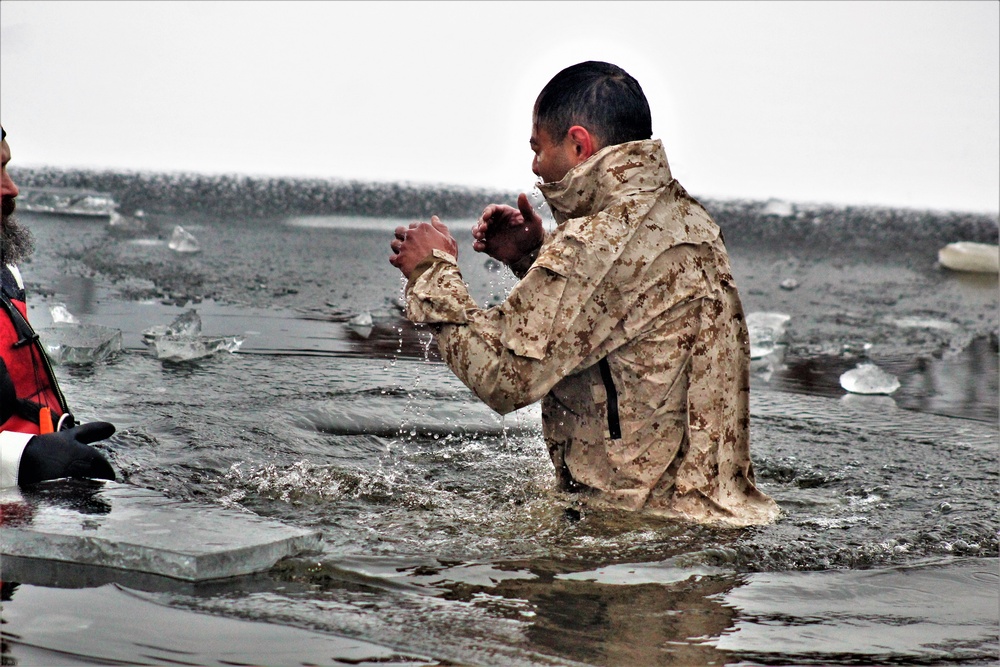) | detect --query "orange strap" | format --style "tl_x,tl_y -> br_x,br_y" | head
38,407 -> 54,434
